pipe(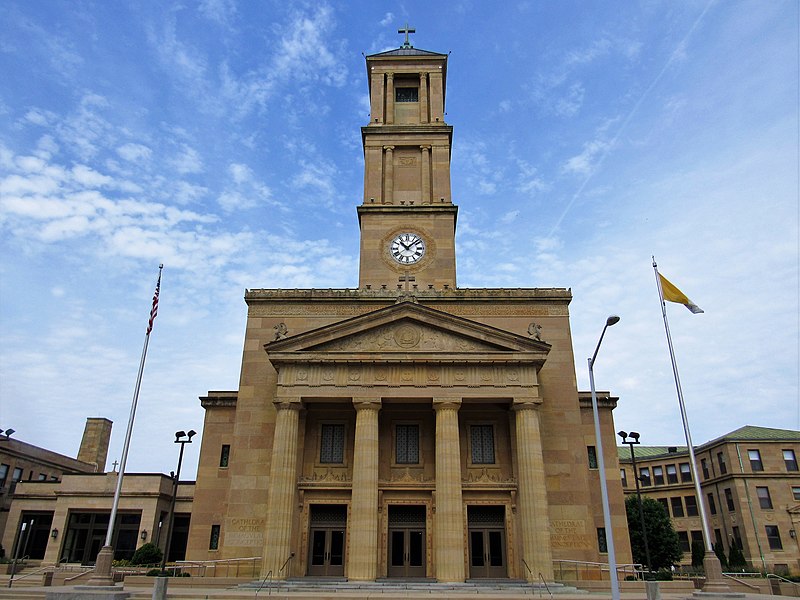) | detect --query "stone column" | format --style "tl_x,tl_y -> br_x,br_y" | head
385,72 -> 395,125
434,399 -> 466,582
370,71 -> 384,124
383,146 -> 395,205
420,145 -> 431,205
349,398 -> 381,580
419,72 -> 429,123
513,398 -> 553,581
261,399 -> 302,579
429,70 -> 444,123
